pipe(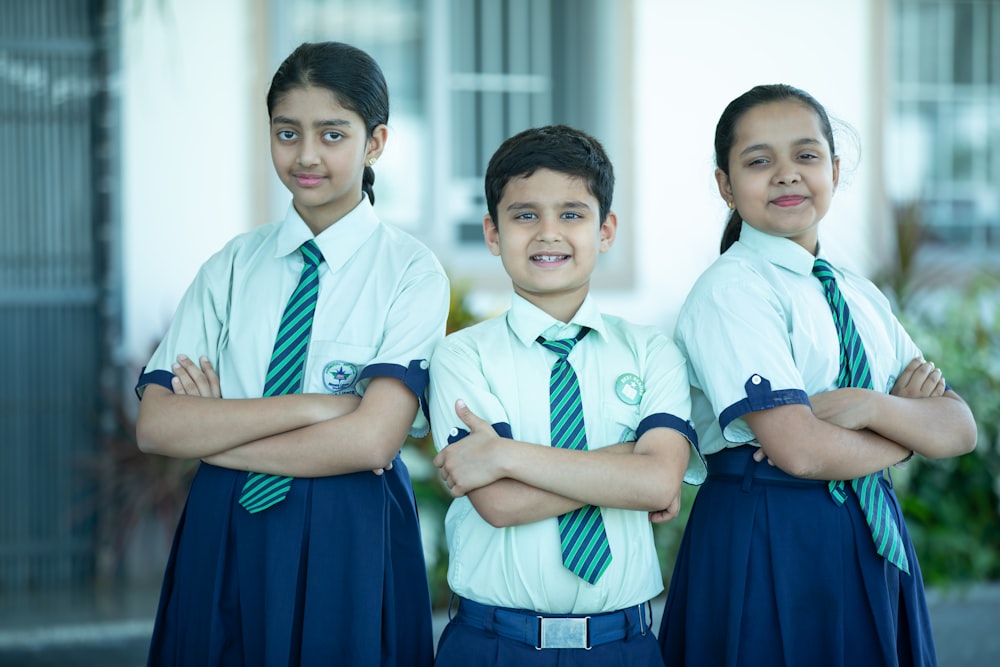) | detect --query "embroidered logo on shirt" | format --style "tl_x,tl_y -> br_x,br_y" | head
615,373 -> 645,405
323,361 -> 358,394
